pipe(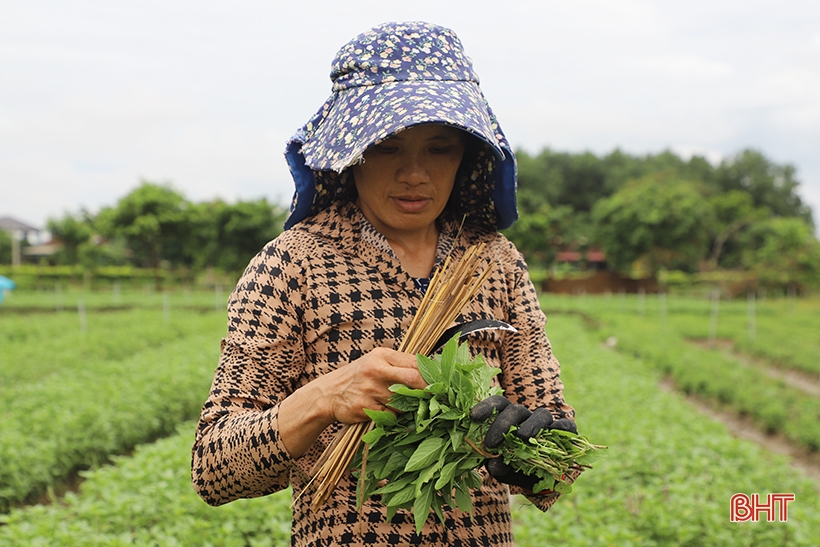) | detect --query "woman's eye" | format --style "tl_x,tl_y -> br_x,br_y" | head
430,146 -> 457,155
373,144 -> 398,154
